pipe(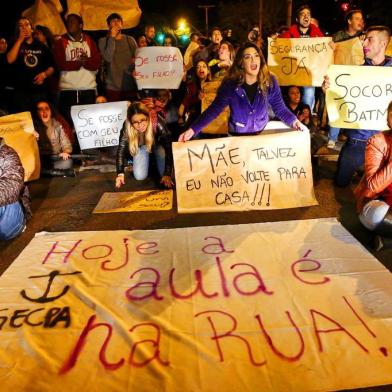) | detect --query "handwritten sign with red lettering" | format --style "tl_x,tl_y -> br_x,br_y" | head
134,47 -> 184,89
1,219 -> 392,391
173,129 -> 317,213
